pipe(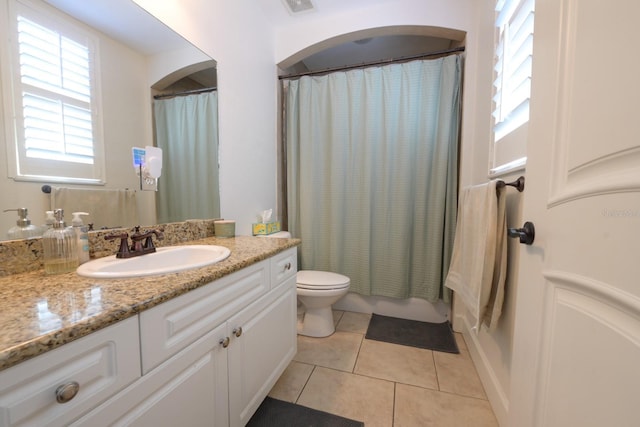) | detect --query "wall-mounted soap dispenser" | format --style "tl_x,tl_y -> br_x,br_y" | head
42,209 -> 78,275
3,208 -> 42,240
132,146 -> 162,191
